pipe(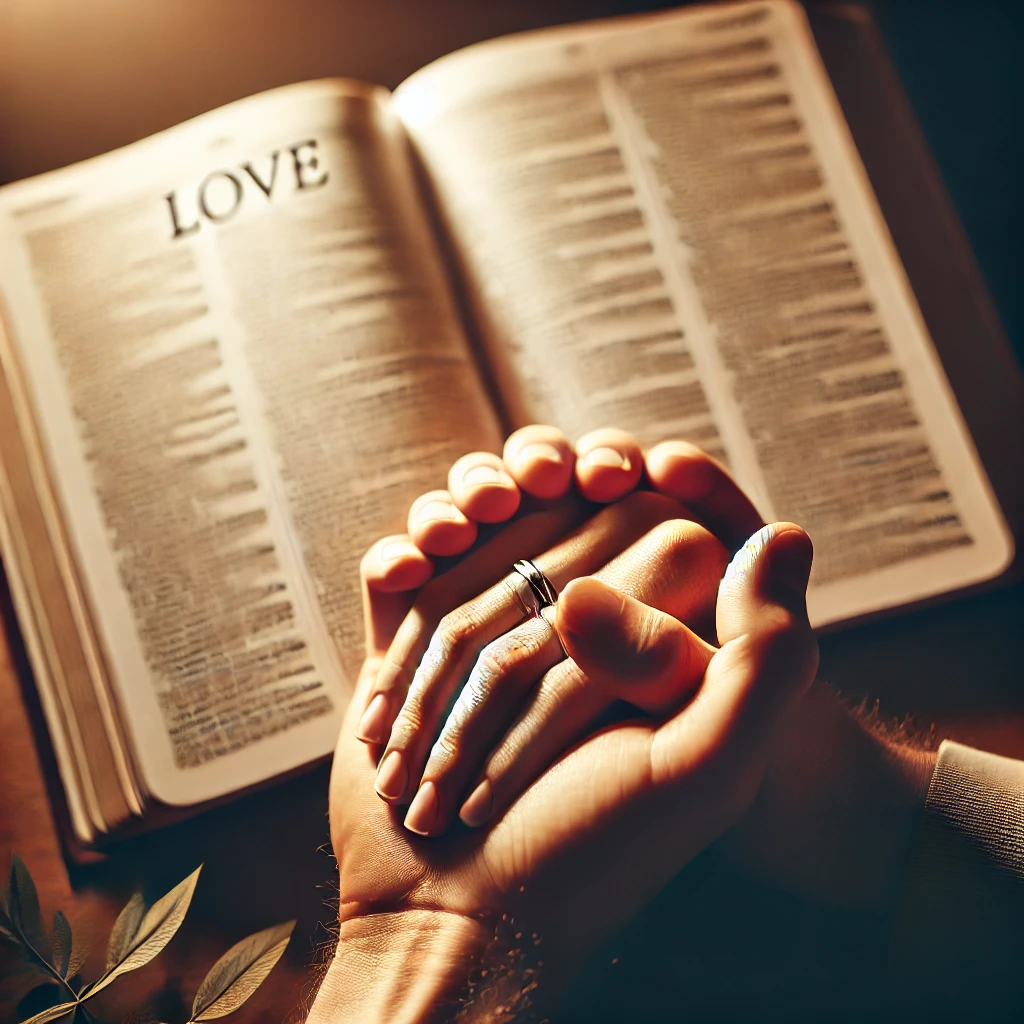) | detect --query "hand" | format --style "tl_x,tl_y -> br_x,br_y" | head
370,493 -> 732,835
356,427 -> 763,836
310,427 -> 818,1022
361,425 -> 935,913
312,521 -> 816,1023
